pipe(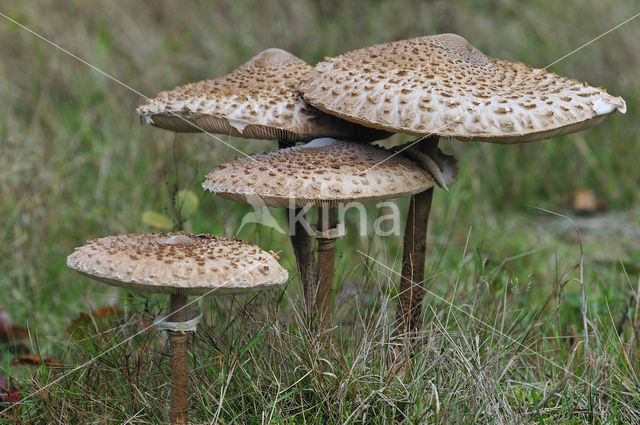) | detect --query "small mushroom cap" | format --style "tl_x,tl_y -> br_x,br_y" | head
137,48 -> 387,143
66,233 -> 288,295
203,138 -> 457,208
301,33 -> 626,143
